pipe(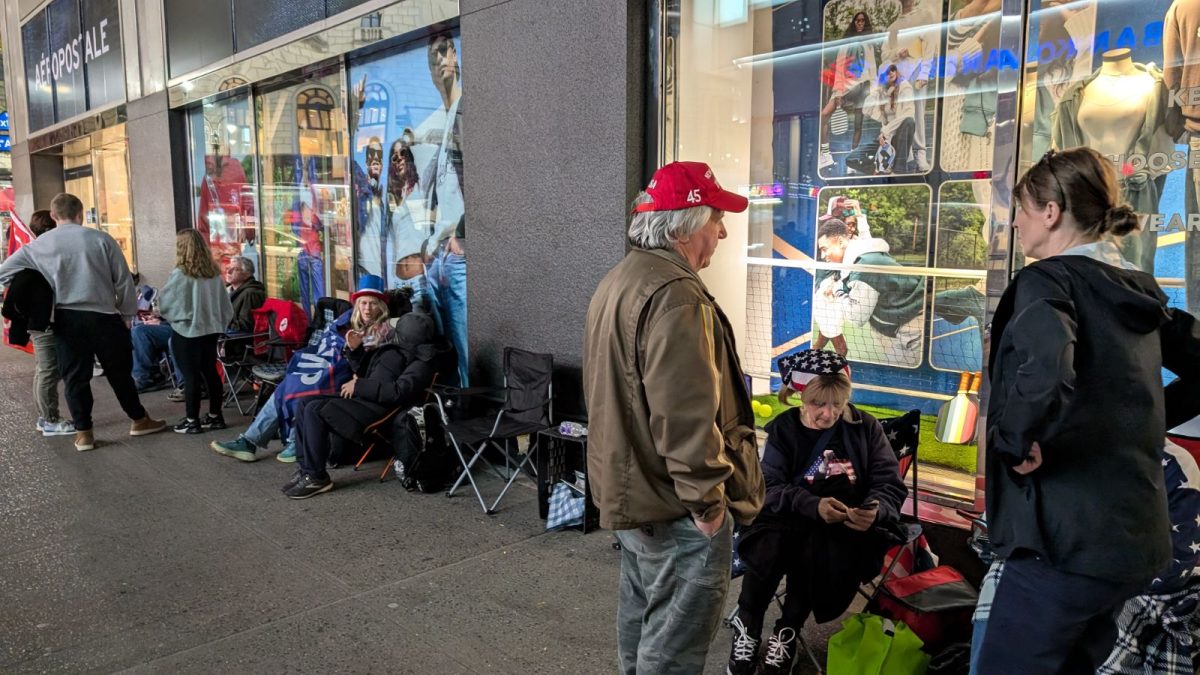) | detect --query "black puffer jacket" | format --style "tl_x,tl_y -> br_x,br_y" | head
1,268 -> 54,345
987,254 -> 1200,584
